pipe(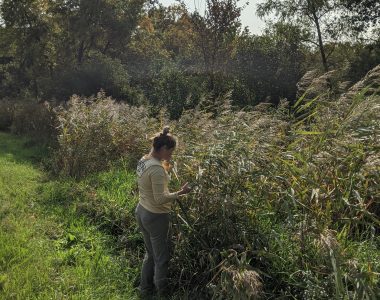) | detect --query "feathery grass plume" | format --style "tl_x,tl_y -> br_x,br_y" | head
214,266 -> 262,299
53,91 -> 156,178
